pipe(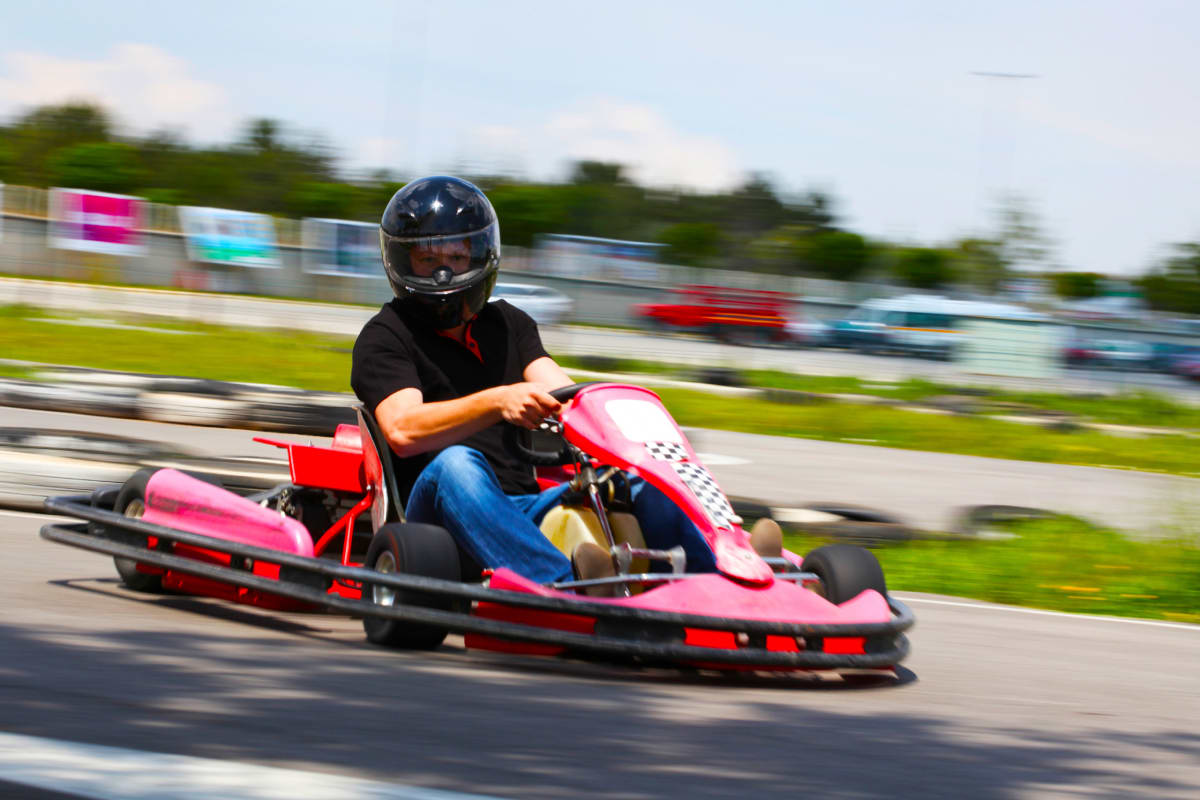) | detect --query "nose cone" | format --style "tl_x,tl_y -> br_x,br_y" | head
714,536 -> 775,585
